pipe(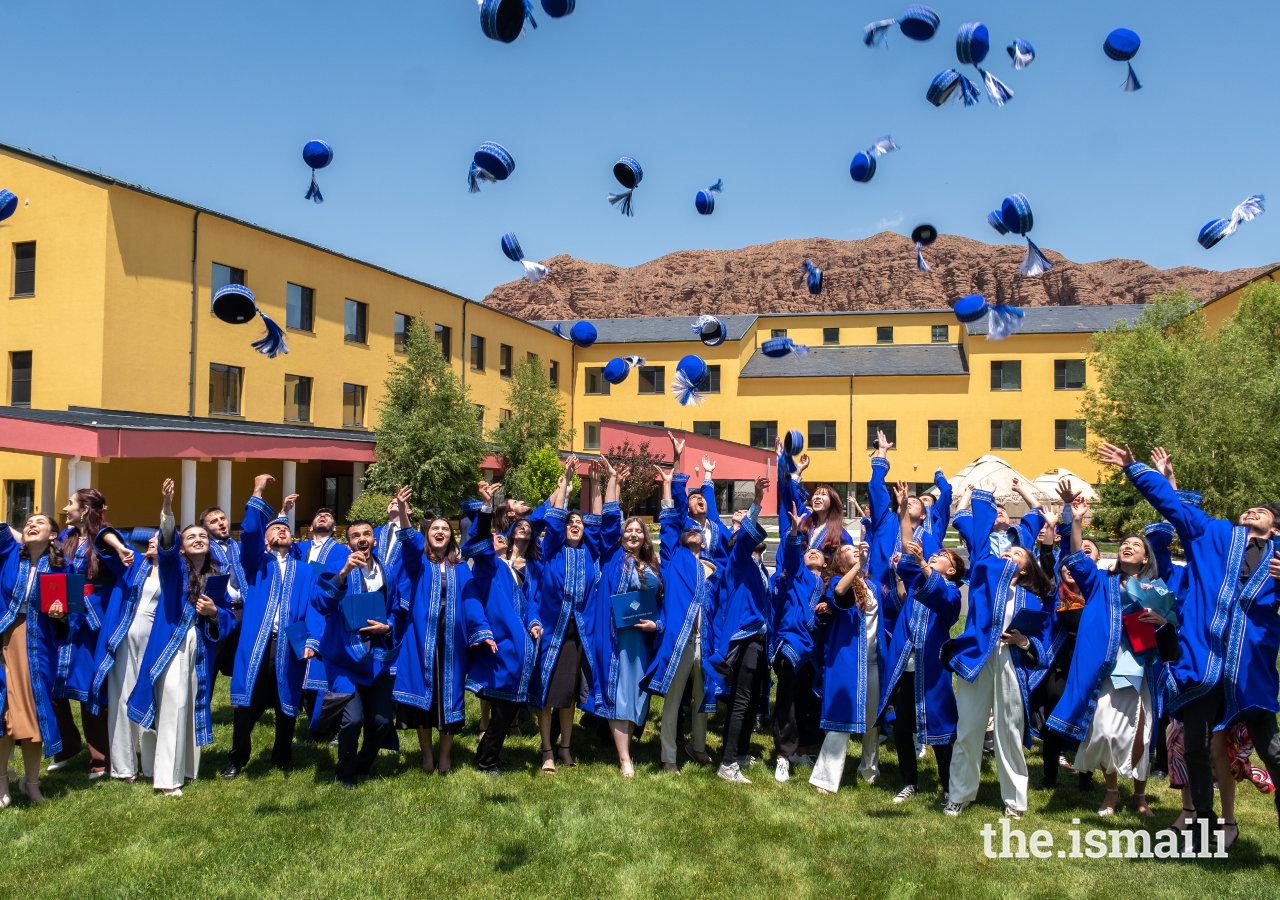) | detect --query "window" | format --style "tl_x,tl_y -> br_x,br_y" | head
208,363 -> 242,415
749,421 -> 777,449
1054,359 -> 1086,390
10,351 -> 31,407
928,420 -> 958,450
931,325 -> 949,343
990,360 -> 1022,391
344,299 -> 367,344
808,420 -> 837,450
5,479 -> 34,528
549,360 -> 559,387
584,367 -> 610,395
435,324 -> 451,359
500,344 -> 513,378
866,420 -> 897,449
693,421 -> 720,439
395,314 -> 412,353
470,335 -> 485,370
876,326 -> 893,344
343,383 -> 365,427
322,475 -> 353,522
499,408 -> 513,423
991,419 -> 1022,450
823,327 -> 840,345
638,421 -> 664,427
699,365 -> 721,393
584,422 -> 601,450
637,366 -> 665,394
1056,419 -> 1086,451
210,262 -> 245,309
771,329 -> 787,339
476,405 -> 485,427
286,283 -> 314,332
13,242 -> 35,296
284,374 -> 312,422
